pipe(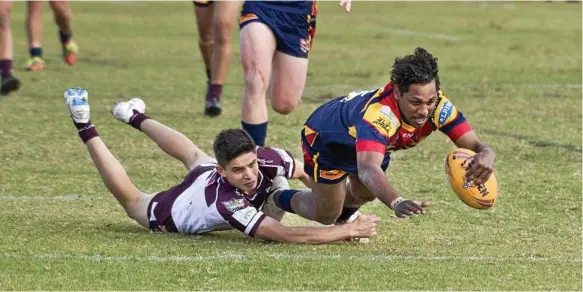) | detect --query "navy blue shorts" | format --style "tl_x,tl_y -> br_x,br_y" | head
301,125 -> 391,185
239,2 -> 317,59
